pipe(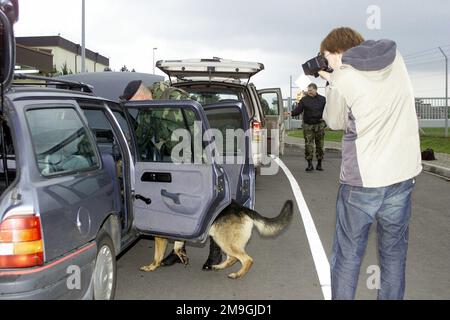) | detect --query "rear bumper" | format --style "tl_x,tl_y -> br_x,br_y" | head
0,242 -> 96,300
